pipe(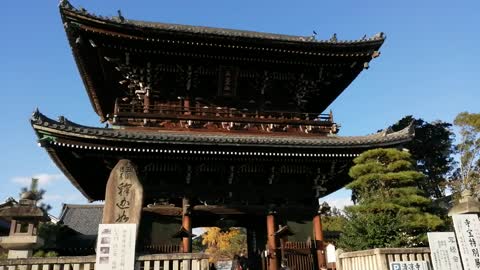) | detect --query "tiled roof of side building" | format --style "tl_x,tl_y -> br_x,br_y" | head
31,110 -> 414,149
59,204 -> 103,236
